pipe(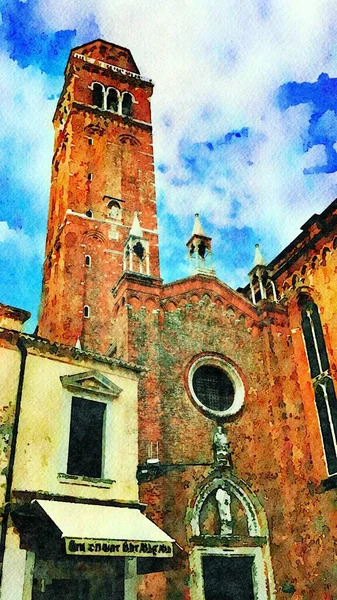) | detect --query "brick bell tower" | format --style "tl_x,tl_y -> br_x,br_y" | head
38,40 -> 159,353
